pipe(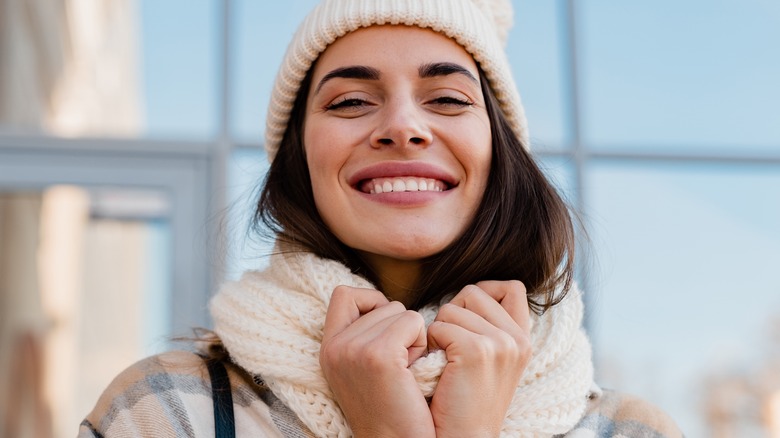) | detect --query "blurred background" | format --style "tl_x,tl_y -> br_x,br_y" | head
0,0 -> 778,436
